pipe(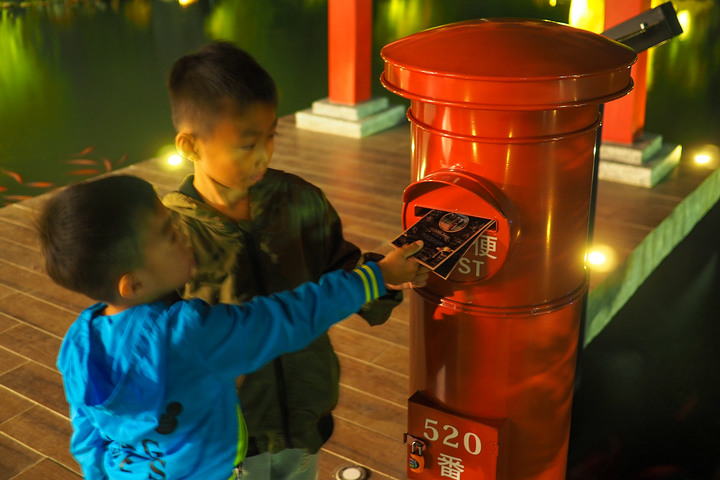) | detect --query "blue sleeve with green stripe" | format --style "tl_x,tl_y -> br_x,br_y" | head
353,262 -> 384,303
179,261 -> 389,376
